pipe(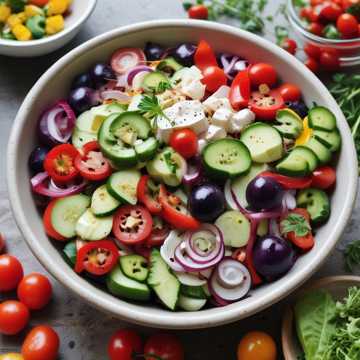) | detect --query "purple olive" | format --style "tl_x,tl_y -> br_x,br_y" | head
71,73 -> 94,89
246,176 -> 284,211
68,87 -> 98,114
144,42 -> 165,61
253,235 -> 295,280
90,63 -> 115,87
285,101 -> 308,118
172,43 -> 196,67
28,146 -> 49,173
